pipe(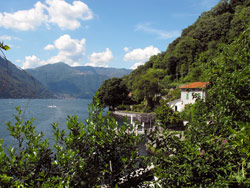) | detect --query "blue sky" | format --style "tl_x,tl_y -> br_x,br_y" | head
0,0 -> 220,69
